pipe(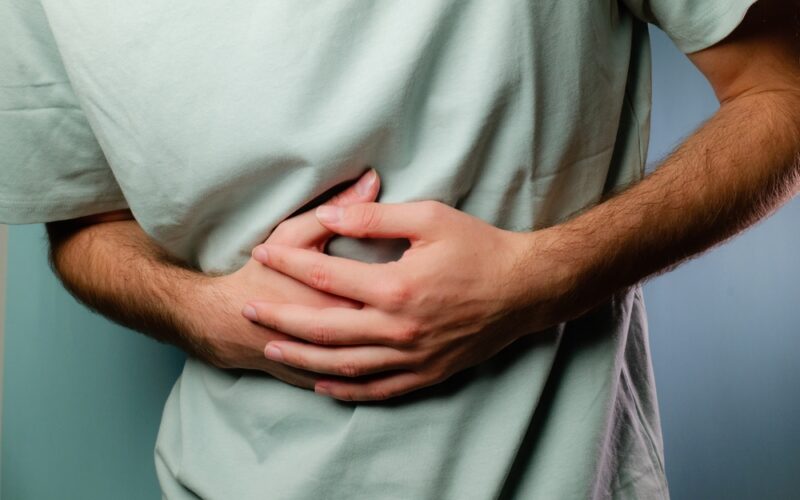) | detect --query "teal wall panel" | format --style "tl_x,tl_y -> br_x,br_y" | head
1,224 -> 184,500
